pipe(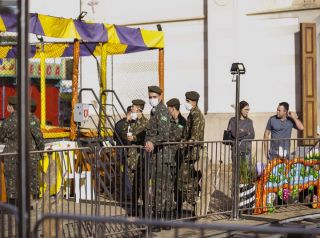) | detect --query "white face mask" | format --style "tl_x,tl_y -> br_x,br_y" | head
149,98 -> 159,107
131,112 -> 138,121
185,102 -> 193,111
